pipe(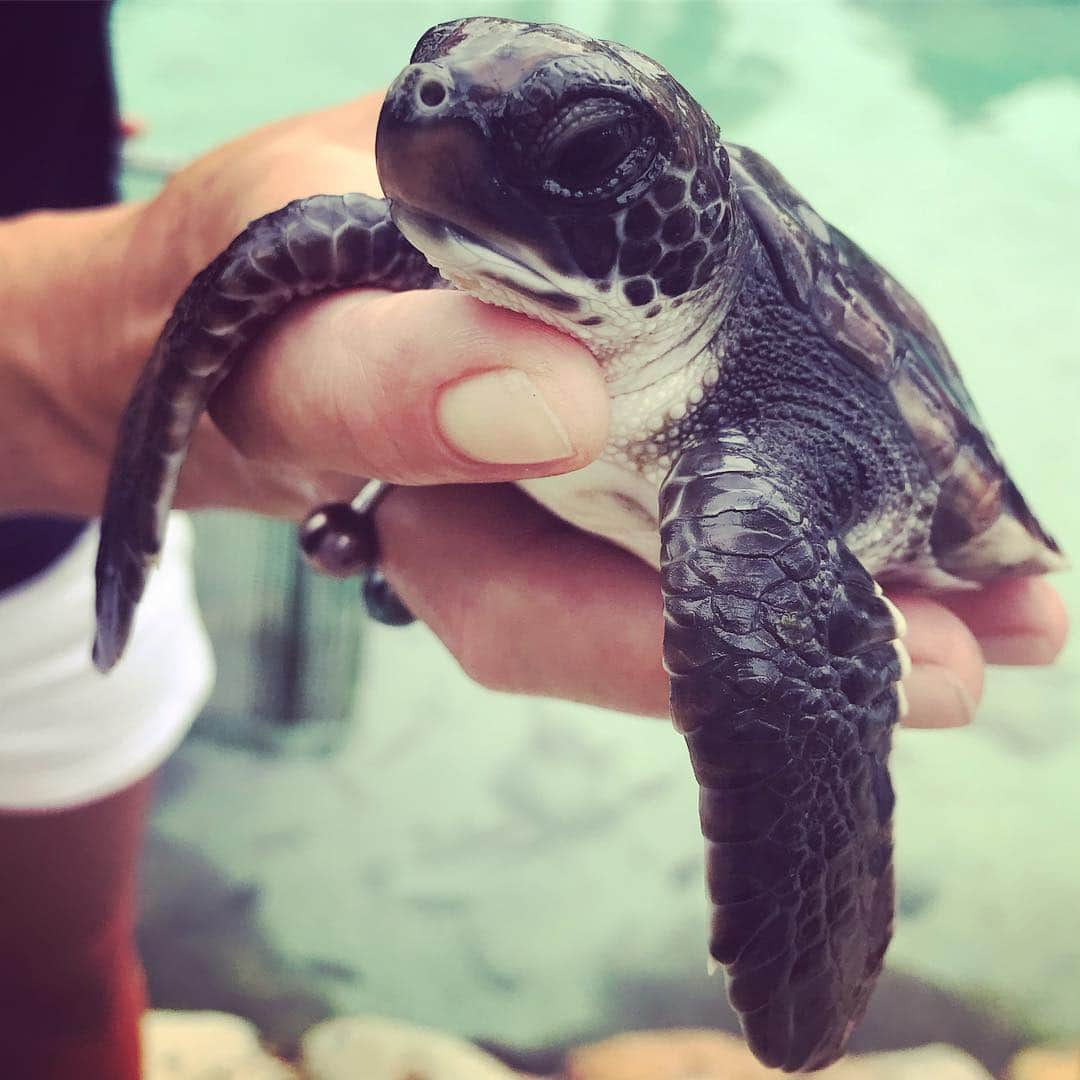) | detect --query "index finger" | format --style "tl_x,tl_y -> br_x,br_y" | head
936,576 -> 1068,666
